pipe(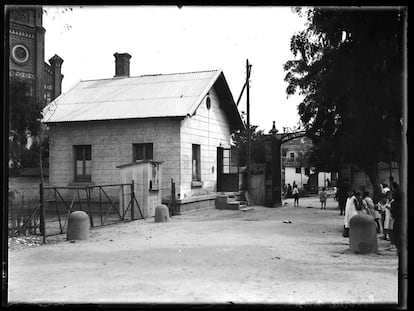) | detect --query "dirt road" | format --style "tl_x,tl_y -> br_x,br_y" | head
7,196 -> 399,305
